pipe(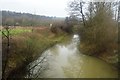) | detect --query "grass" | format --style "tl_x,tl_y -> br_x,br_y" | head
1,27 -> 32,36
10,28 -> 31,35
2,27 -> 69,78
